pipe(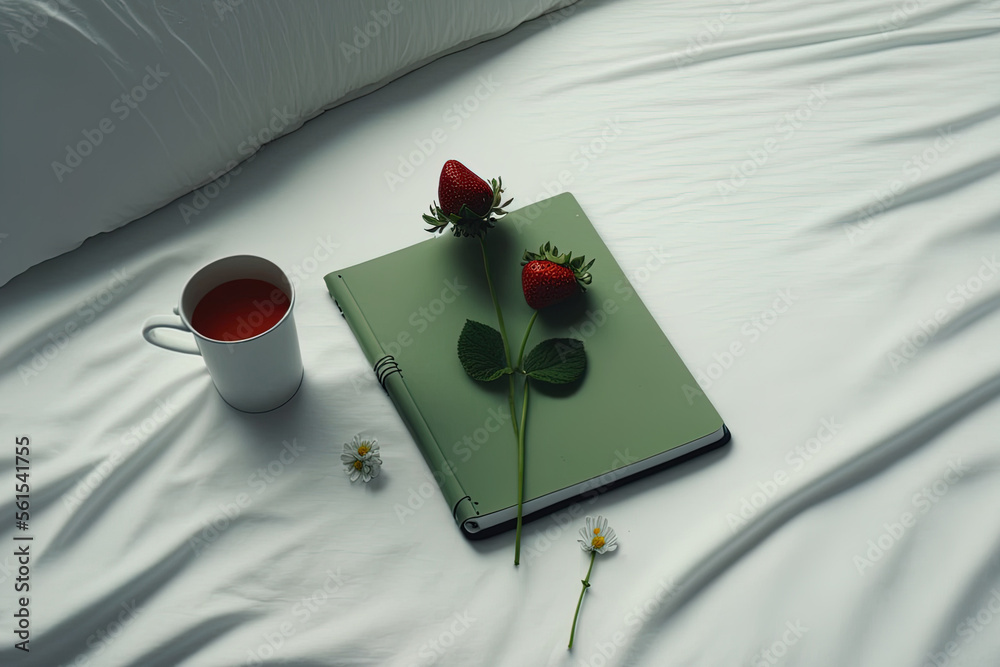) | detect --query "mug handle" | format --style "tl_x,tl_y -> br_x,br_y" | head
142,307 -> 201,355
